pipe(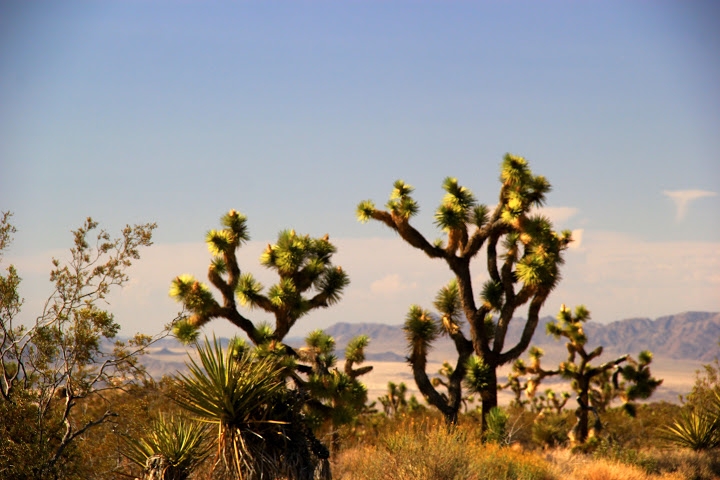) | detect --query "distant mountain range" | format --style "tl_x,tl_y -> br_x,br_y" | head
140,311 -> 720,378
137,312 -> 719,404
312,311 -> 720,364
